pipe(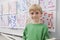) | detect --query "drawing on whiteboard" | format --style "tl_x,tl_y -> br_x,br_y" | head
17,0 -> 28,13
8,15 -> 16,28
